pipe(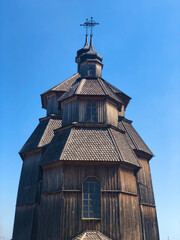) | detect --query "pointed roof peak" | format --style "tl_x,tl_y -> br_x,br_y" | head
90,34 -> 94,50
84,34 -> 89,48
